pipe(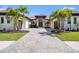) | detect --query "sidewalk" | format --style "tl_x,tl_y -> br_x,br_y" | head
0,41 -> 15,50
65,41 -> 79,51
